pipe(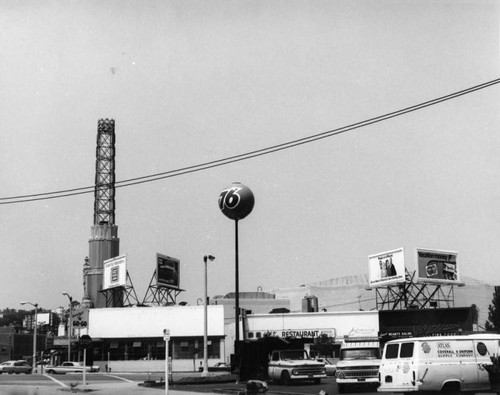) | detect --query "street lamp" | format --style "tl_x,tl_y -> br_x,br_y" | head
62,292 -> 73,361
20,301 -> 38,373
202,254 -> 215,377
